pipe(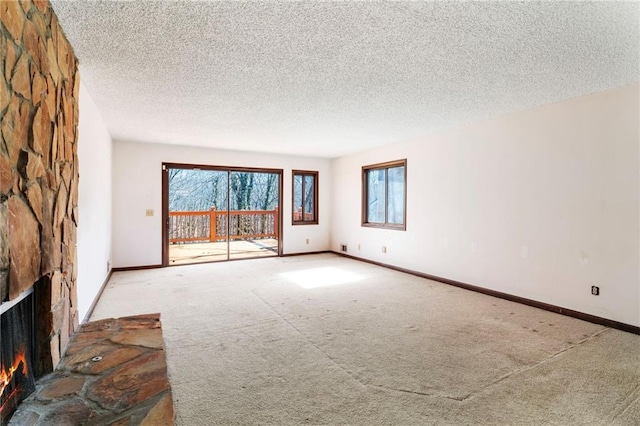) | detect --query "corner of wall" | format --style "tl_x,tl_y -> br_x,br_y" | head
77,82 -> 113,321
